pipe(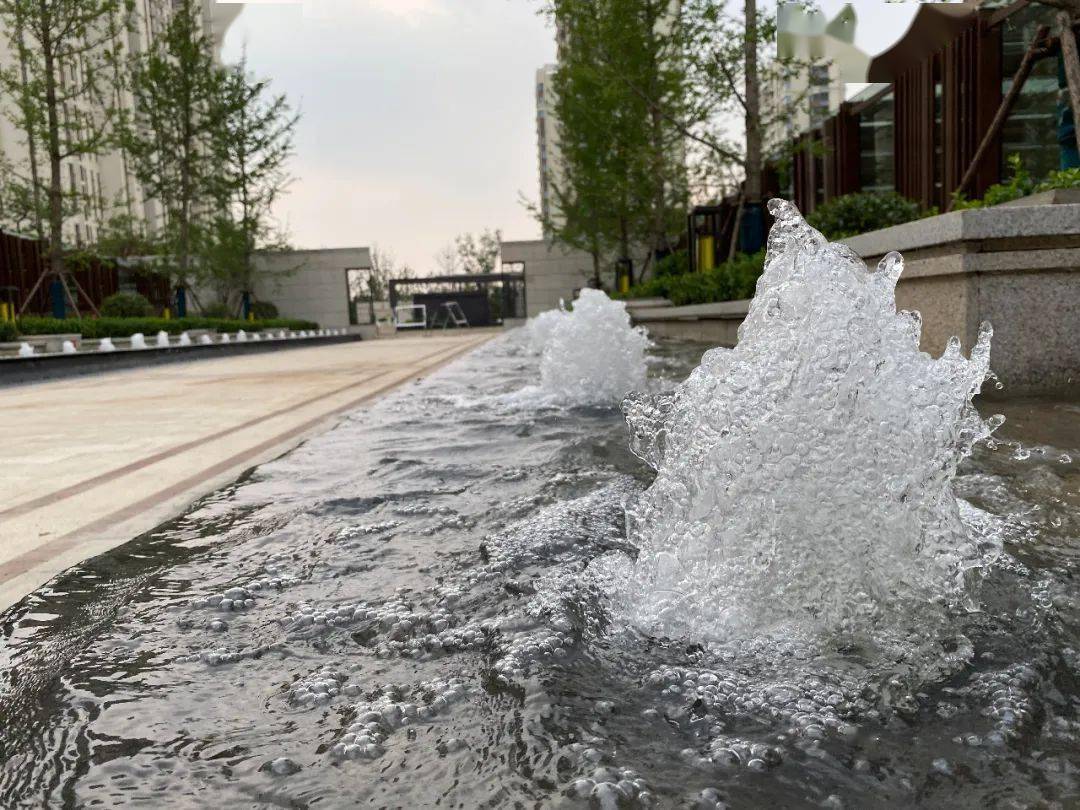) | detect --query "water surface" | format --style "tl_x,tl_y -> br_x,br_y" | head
1,335 -> 1077,809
